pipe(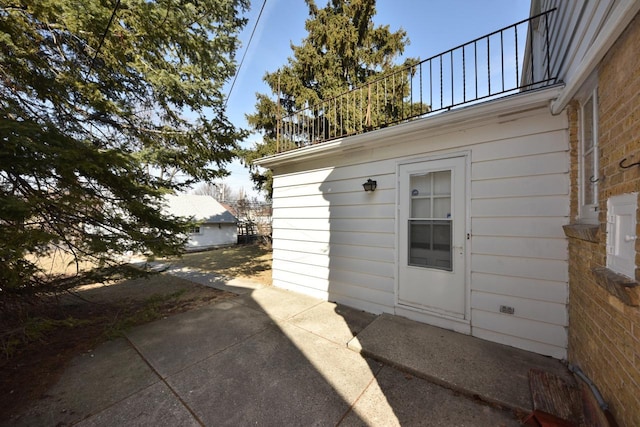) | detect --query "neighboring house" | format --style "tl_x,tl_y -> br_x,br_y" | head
164,194 -> 237,250
256,1 -> 640,425
219,202 -> 238,219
